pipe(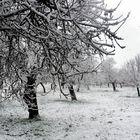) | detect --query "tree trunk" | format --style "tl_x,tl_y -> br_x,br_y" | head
0,81 -> 3,89
0,56 -> 3,89
137,87 -> 140,97
112,82 -> 116,92
77,79 -> 80,92
61,76 -> 66,89
77,86 -> 80,92
23,74 -> 39,119
68,84 -> 77,101
100,83 -> 102,88
86,84 -> 90,90
108,83 -> 110,87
